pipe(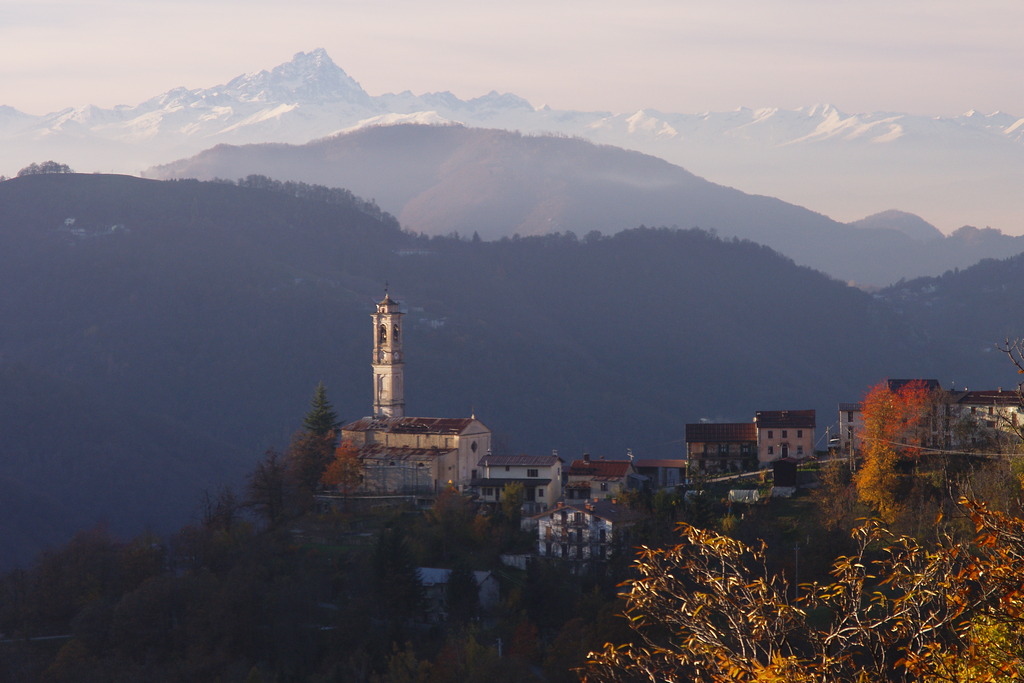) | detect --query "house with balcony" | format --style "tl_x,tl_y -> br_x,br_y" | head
530,499 -> 645,570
